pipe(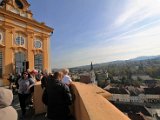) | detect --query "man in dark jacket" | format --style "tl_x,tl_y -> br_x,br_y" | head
46,72 -> 72,120
41,72 -> 48,89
